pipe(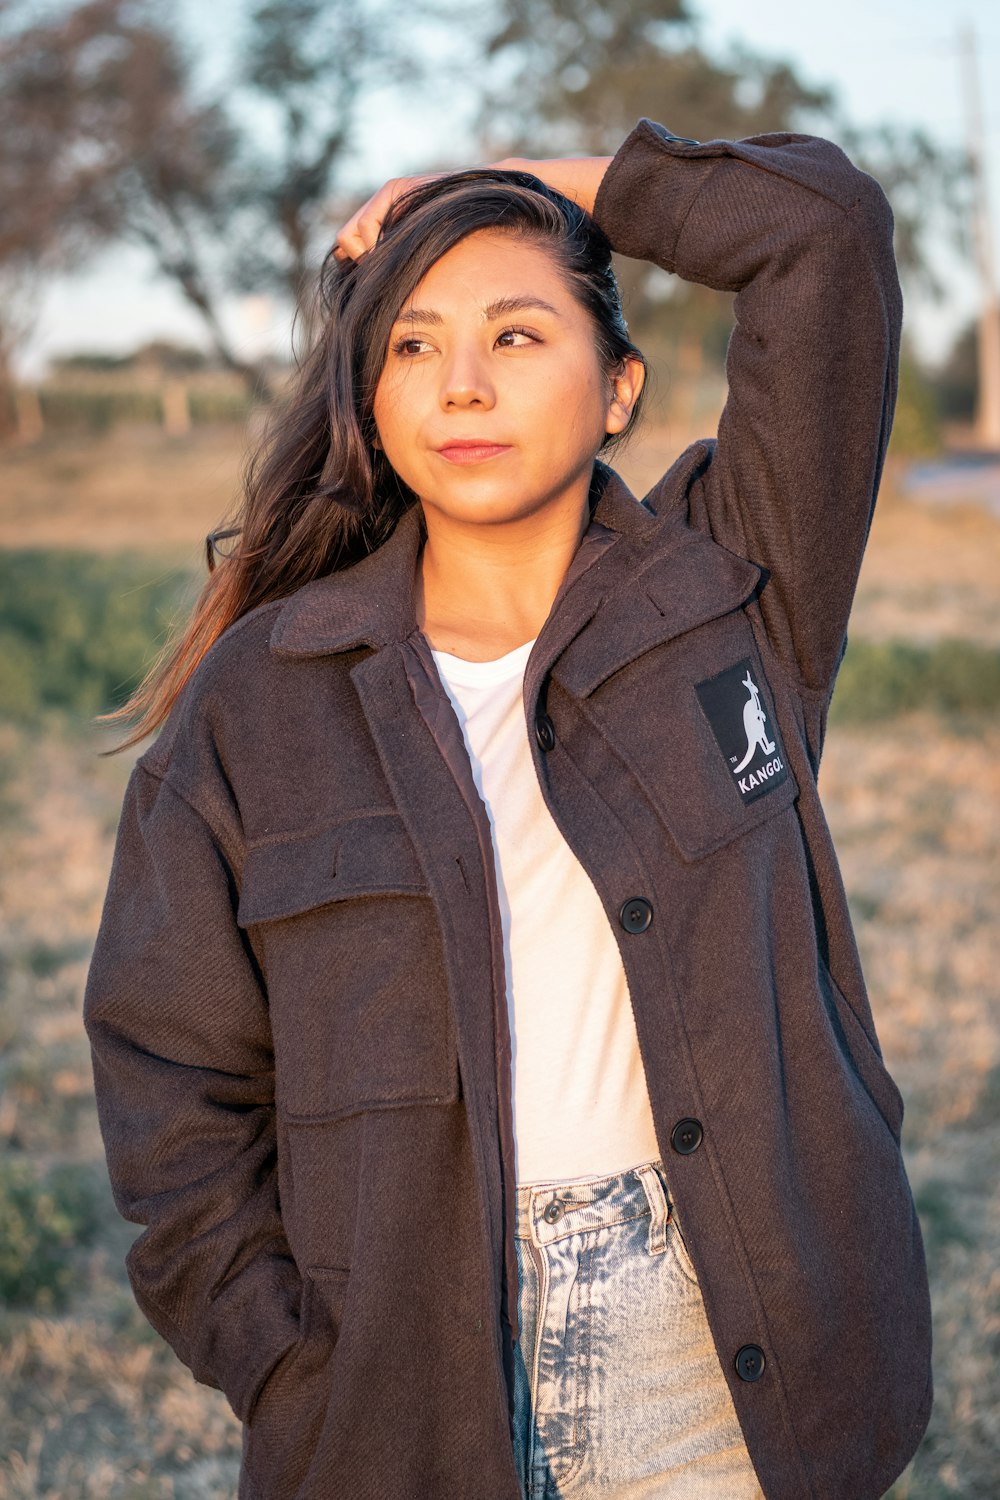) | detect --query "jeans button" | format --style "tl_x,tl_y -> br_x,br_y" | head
542,1198 -> 565,1224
